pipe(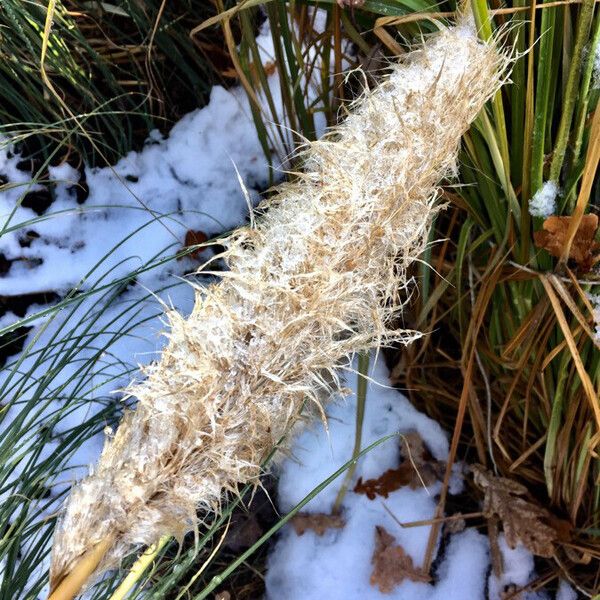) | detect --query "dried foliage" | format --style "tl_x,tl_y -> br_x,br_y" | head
292,513 -> 345,536
180,230 -> 209,261
355,431 -> 445,498
472,466 -> 559,558
49,21 -> 507,592
1,0 -> 228,164
533,214 -> 600,270
370,526 -> 430,593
